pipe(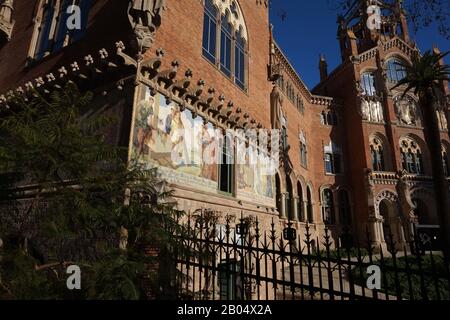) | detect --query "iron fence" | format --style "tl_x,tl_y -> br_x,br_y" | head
170,214 -> 450,301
